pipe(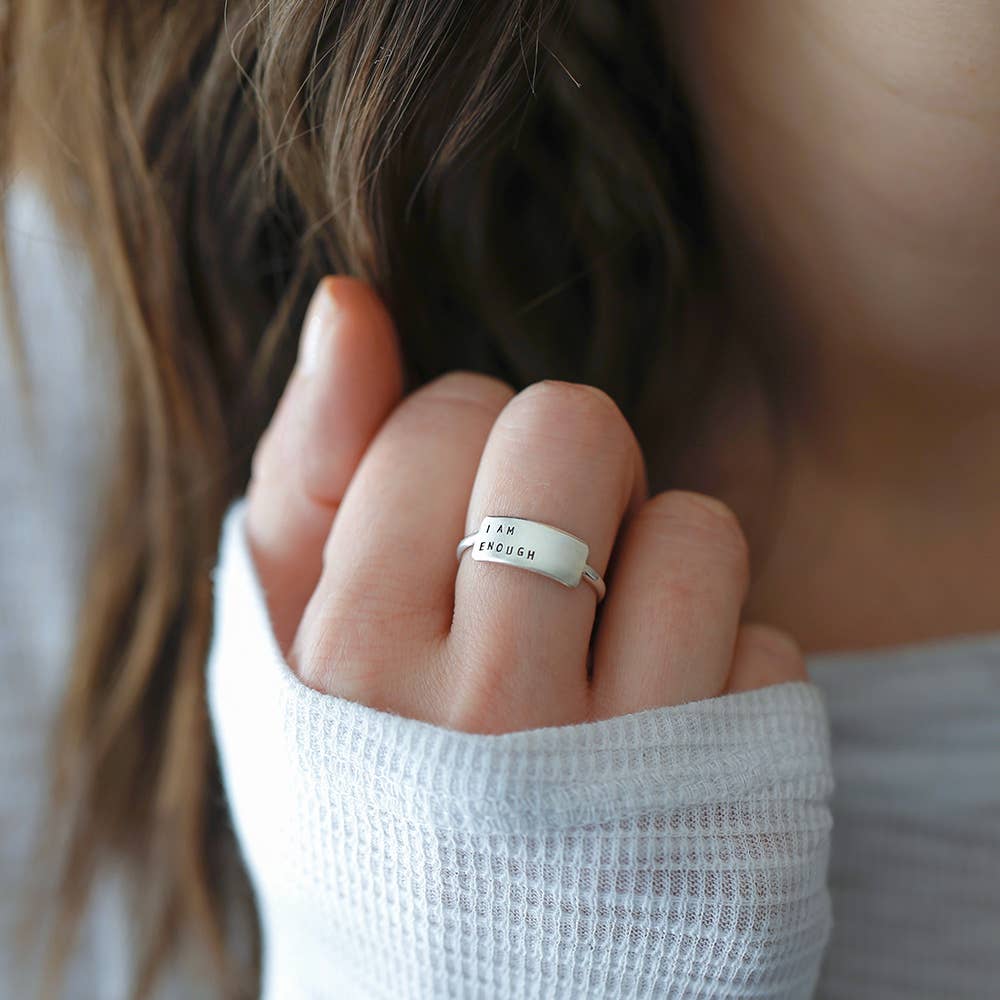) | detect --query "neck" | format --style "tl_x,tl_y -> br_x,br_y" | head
660,2 -> 1000,653
668,0 -> 1000,501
